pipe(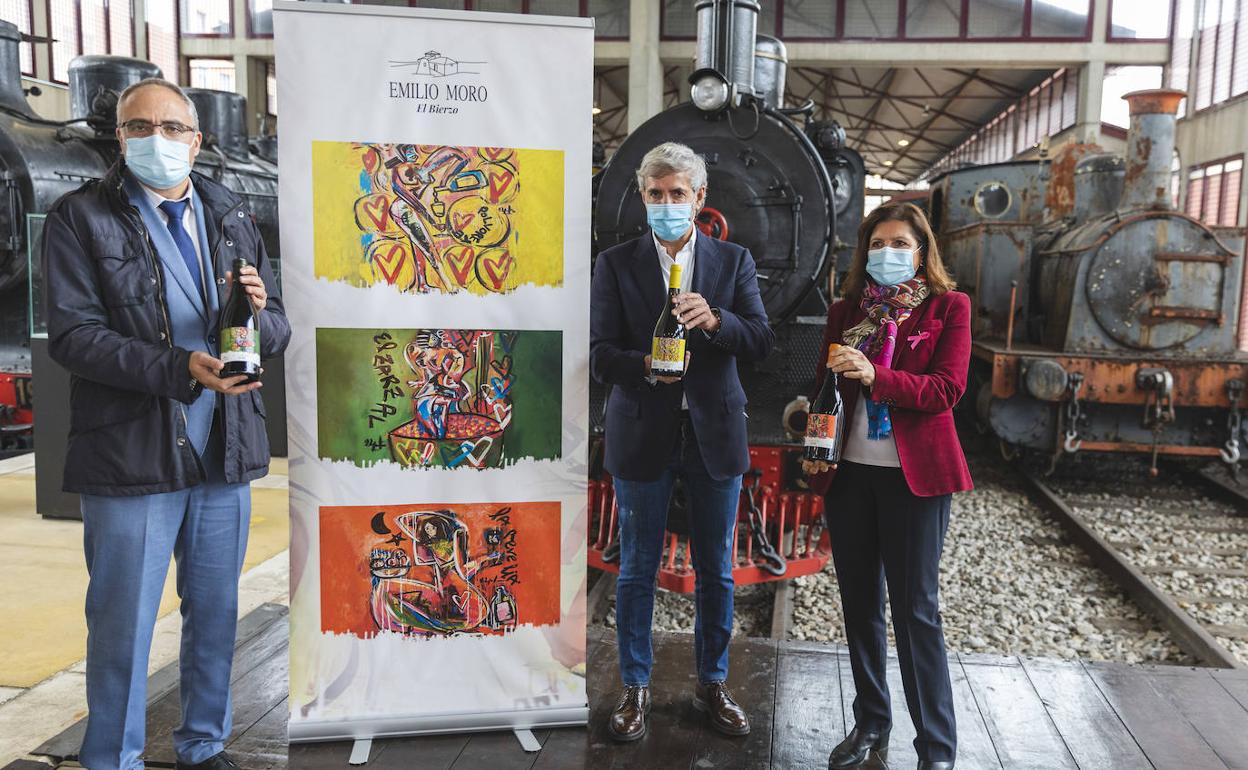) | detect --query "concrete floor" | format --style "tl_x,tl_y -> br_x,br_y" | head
0,453 -> 290,767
